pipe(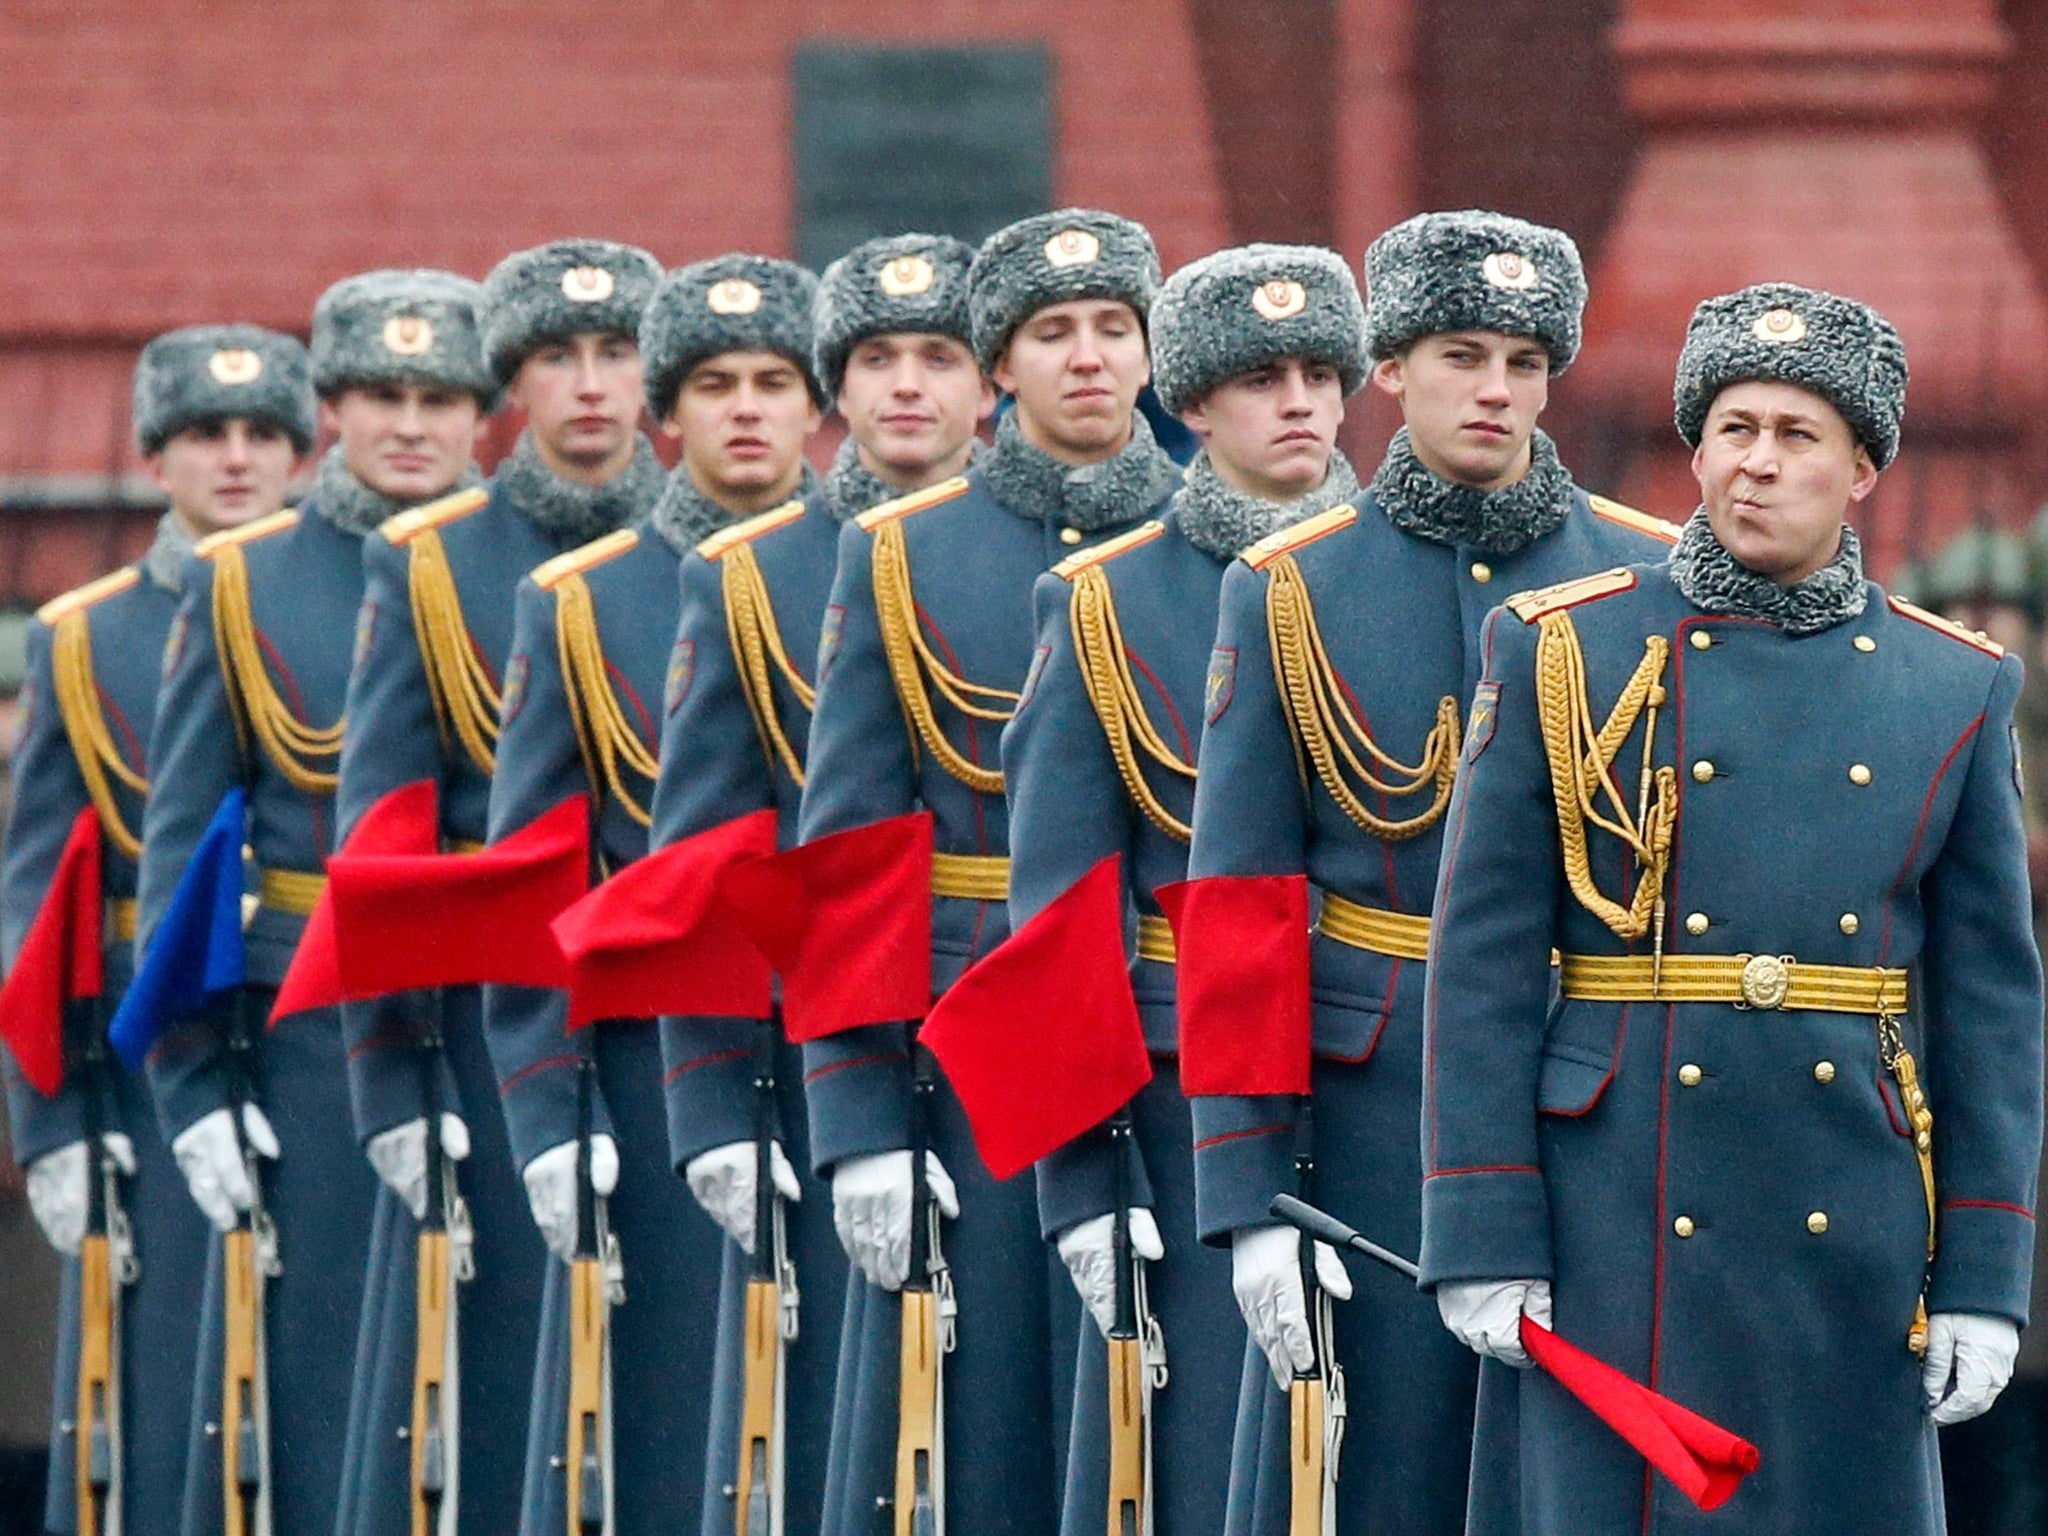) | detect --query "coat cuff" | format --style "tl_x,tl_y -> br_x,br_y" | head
1034,1122 -> 1156,1241
1929,1199 -> 2037,1326
498,1050 -> 615,1171
1190,1093 -> 1299,1244
801,1024 -> 912,1174
659,1016 -> 760,1170
342,996 -> 462,1143
1418,1164 -> 1554,1287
